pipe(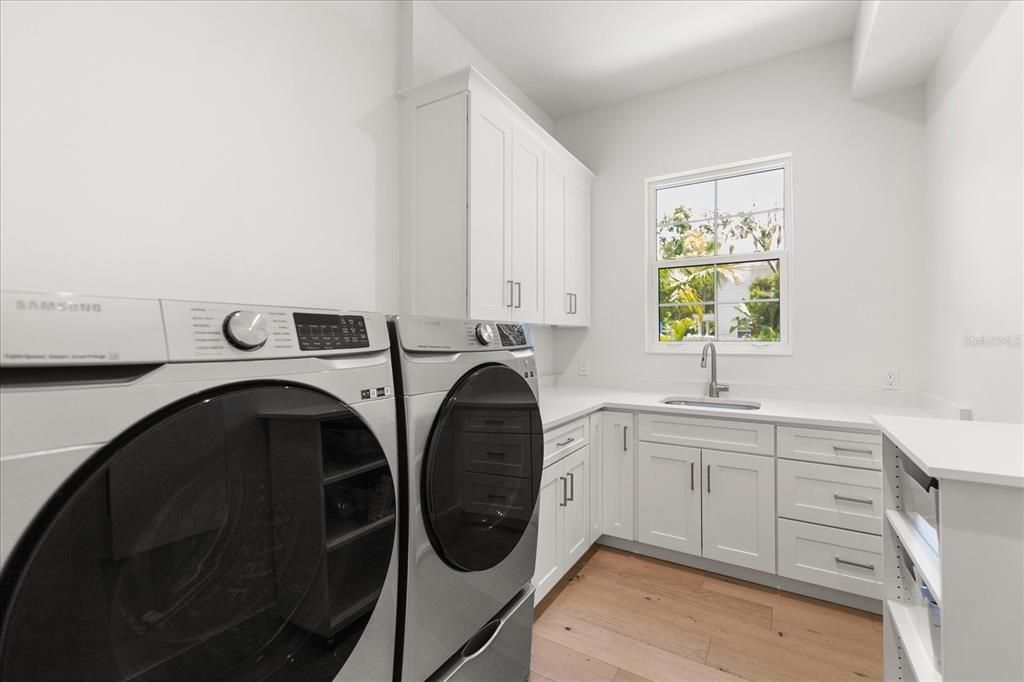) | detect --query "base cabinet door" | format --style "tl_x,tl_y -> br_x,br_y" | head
562,446 -> 590,567
534,465 -> 563,601
638,442 -> 701,555
701,449 -> 776,573
601,412 -> 635,540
